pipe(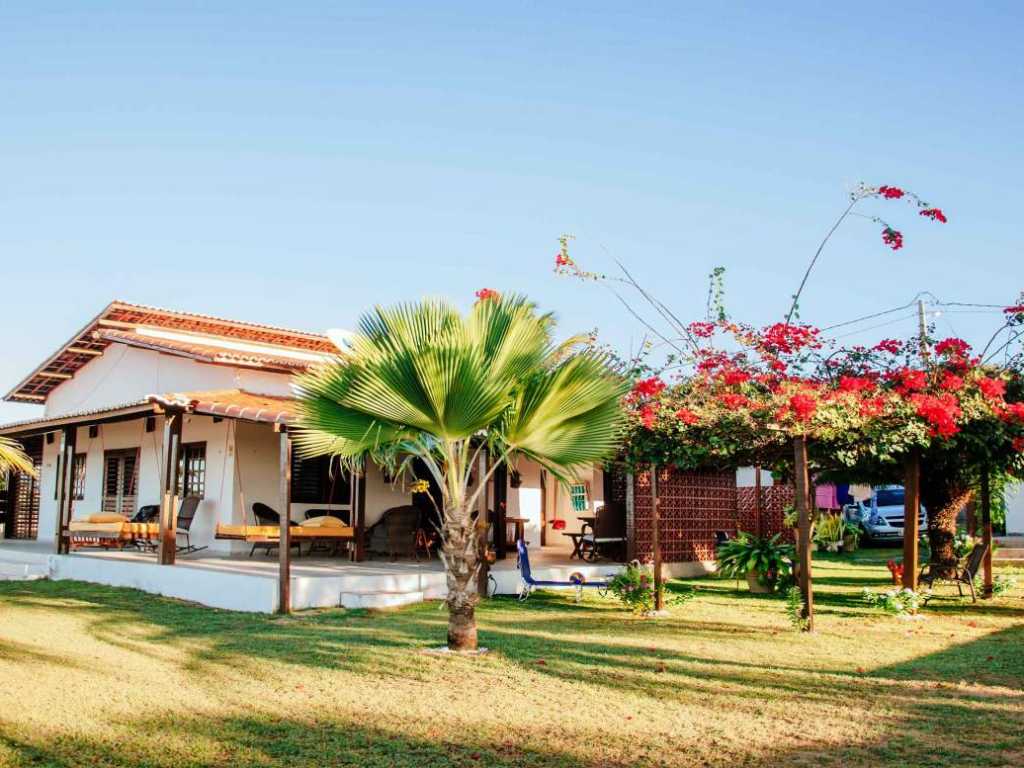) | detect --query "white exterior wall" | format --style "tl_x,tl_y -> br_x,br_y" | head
1005,483 -> 1024,535
38,415 -> 238,553
44,344 -> 293,417
736,466 -> 774,488
504,461 -> 604,548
